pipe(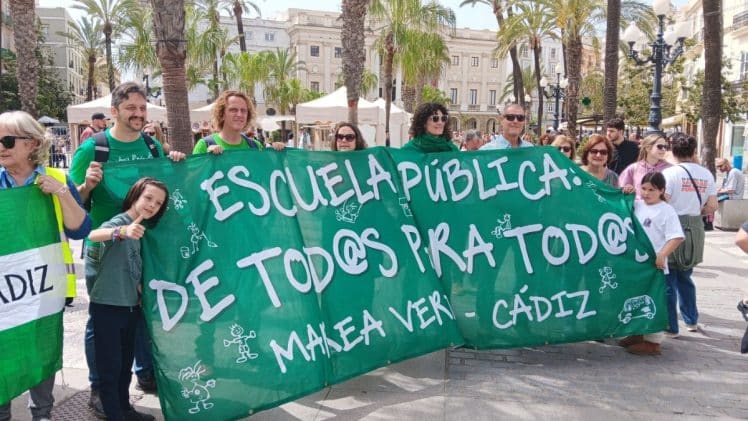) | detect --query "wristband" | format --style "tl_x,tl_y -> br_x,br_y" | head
119,226 -> 126,240
54,185 -> 68,196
